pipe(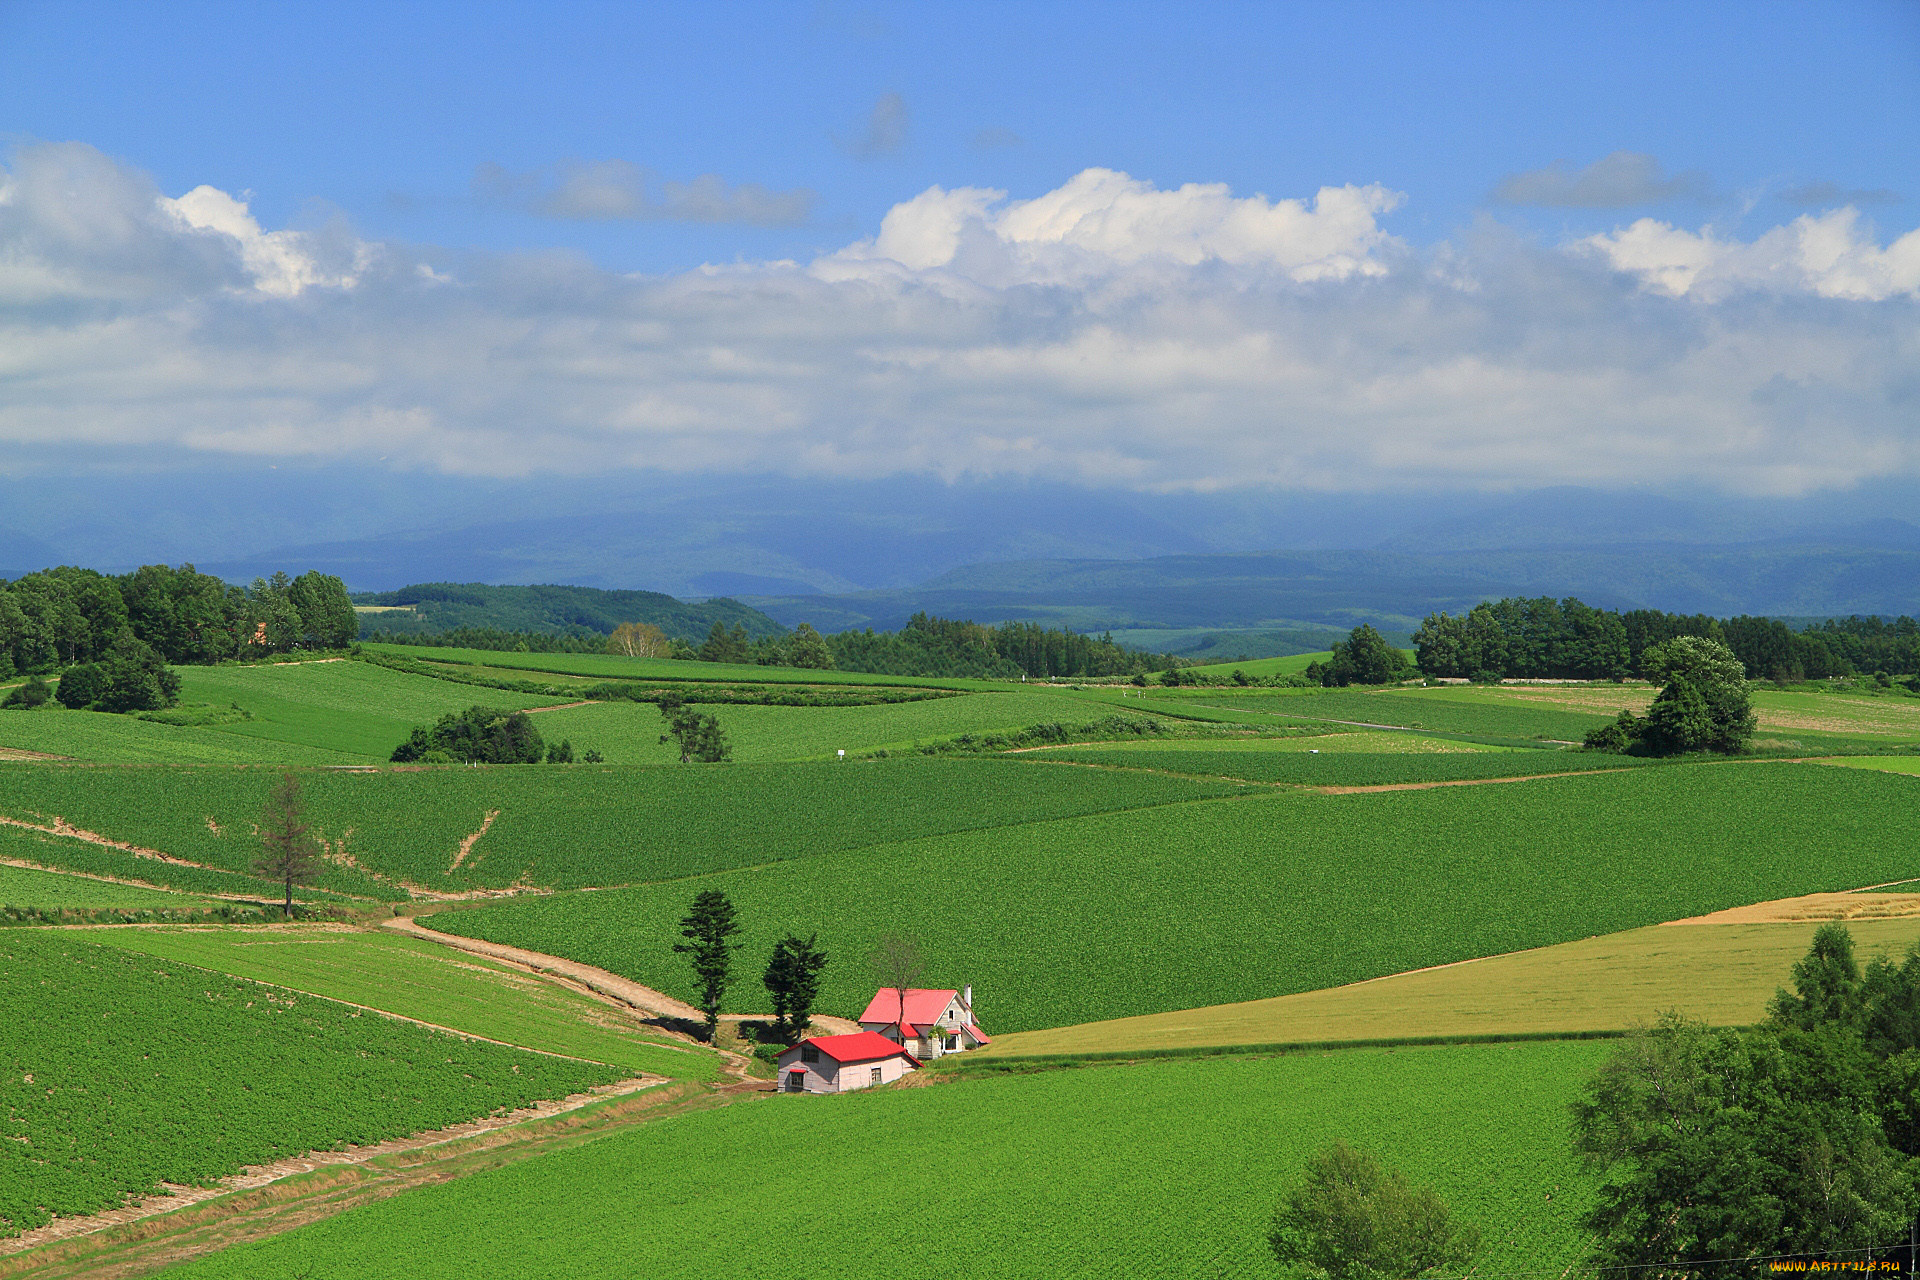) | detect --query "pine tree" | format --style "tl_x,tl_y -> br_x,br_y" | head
252,772 -> 326,917
673,890 -> 740,1040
